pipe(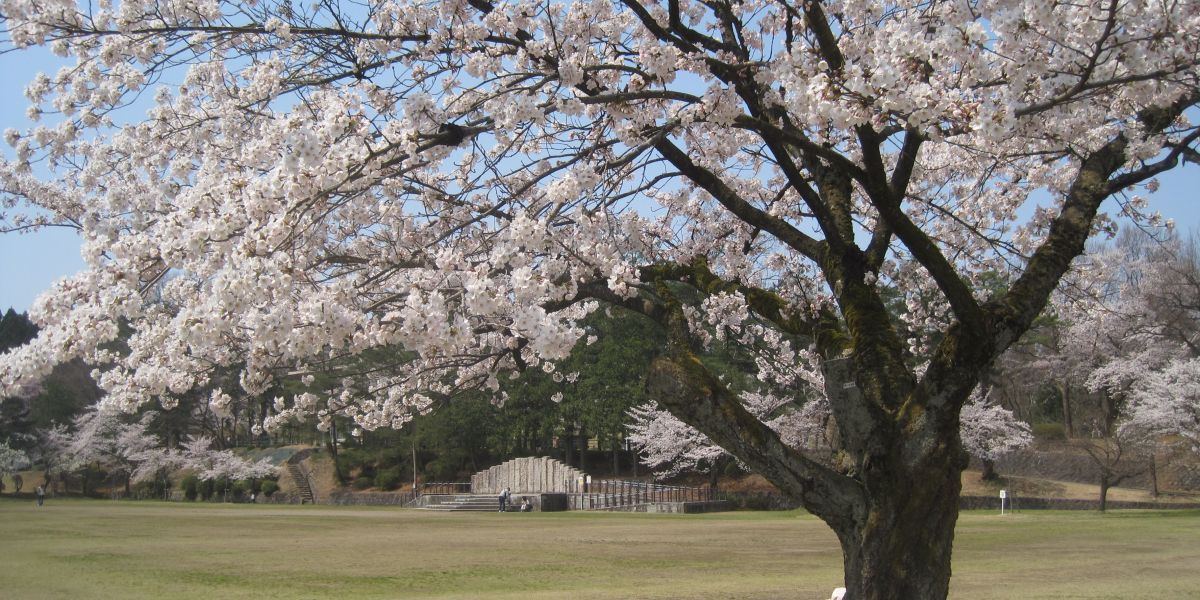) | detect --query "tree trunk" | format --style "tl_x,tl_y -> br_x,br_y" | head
1149,453 -> 1159,498
327,420 -> 344,484
1057,381 -> 1074,438
980,458 -> 997,481
835,468 -> 962,600
612,439 -> 620,476
1098,474 -> 1110,512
